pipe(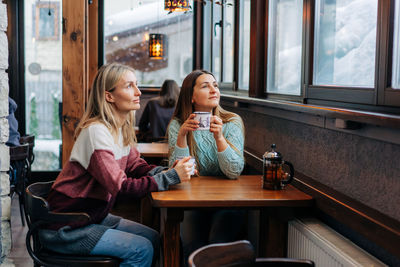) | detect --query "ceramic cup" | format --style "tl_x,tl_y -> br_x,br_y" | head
177,156 -> 196,175
194,111 -> 211,130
